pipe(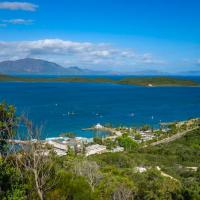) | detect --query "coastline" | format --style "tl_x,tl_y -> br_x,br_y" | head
9,118 -> 199,157
0,74 -> 199,87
